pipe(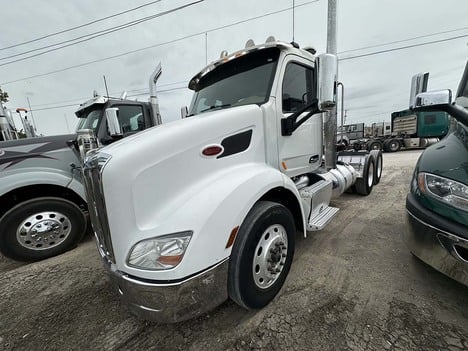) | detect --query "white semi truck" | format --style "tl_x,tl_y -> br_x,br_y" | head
83,37 -> 383,322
